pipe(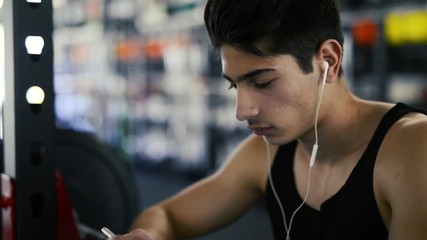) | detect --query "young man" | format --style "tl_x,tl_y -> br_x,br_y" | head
112,0 -> 427,239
